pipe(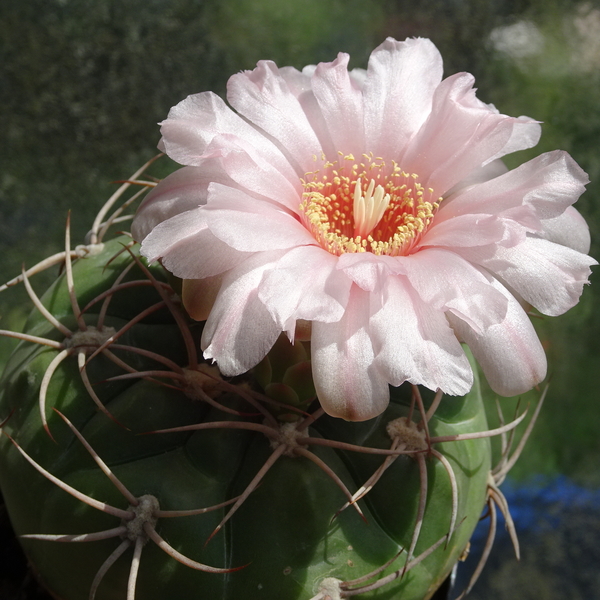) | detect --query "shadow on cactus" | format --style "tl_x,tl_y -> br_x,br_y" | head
0,157 -> 546,600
